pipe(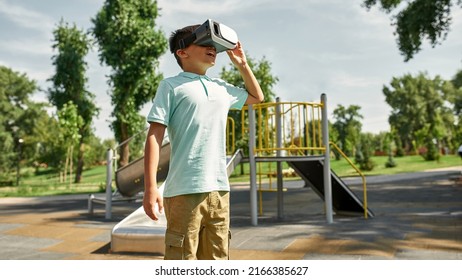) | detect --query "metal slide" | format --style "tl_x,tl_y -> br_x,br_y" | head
110,149 -> 244,254
88,143 -> 171,218
288,160 -> 374,217
115,143 -> 171,197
